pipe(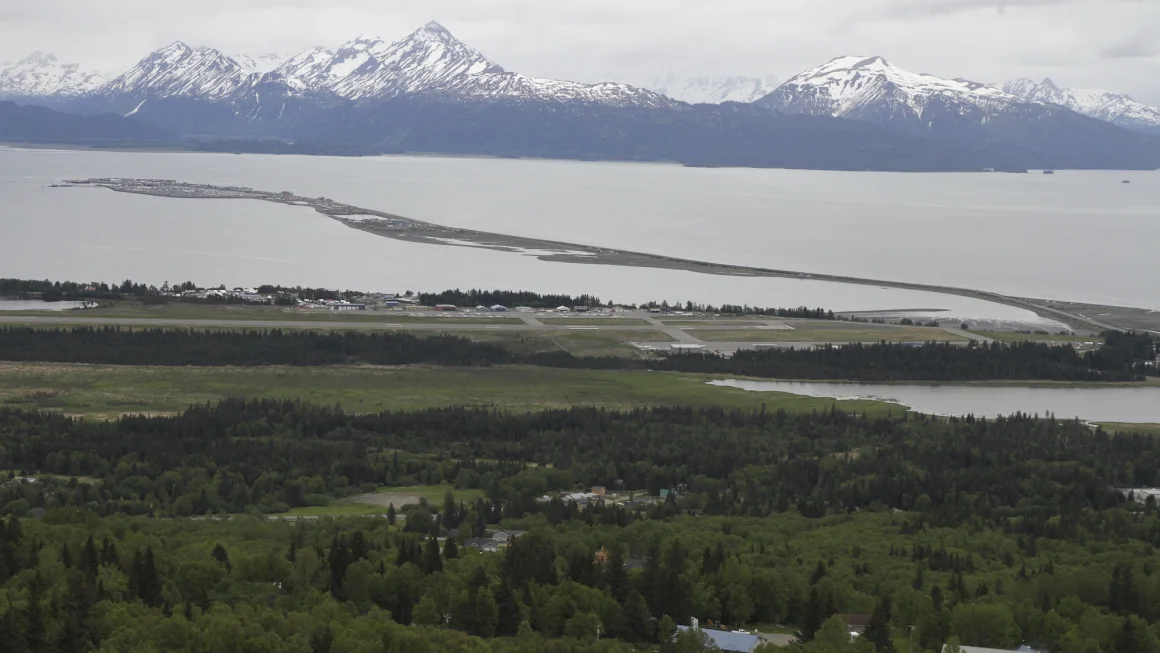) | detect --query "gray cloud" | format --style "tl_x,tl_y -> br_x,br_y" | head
1,0 -> 1159,105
